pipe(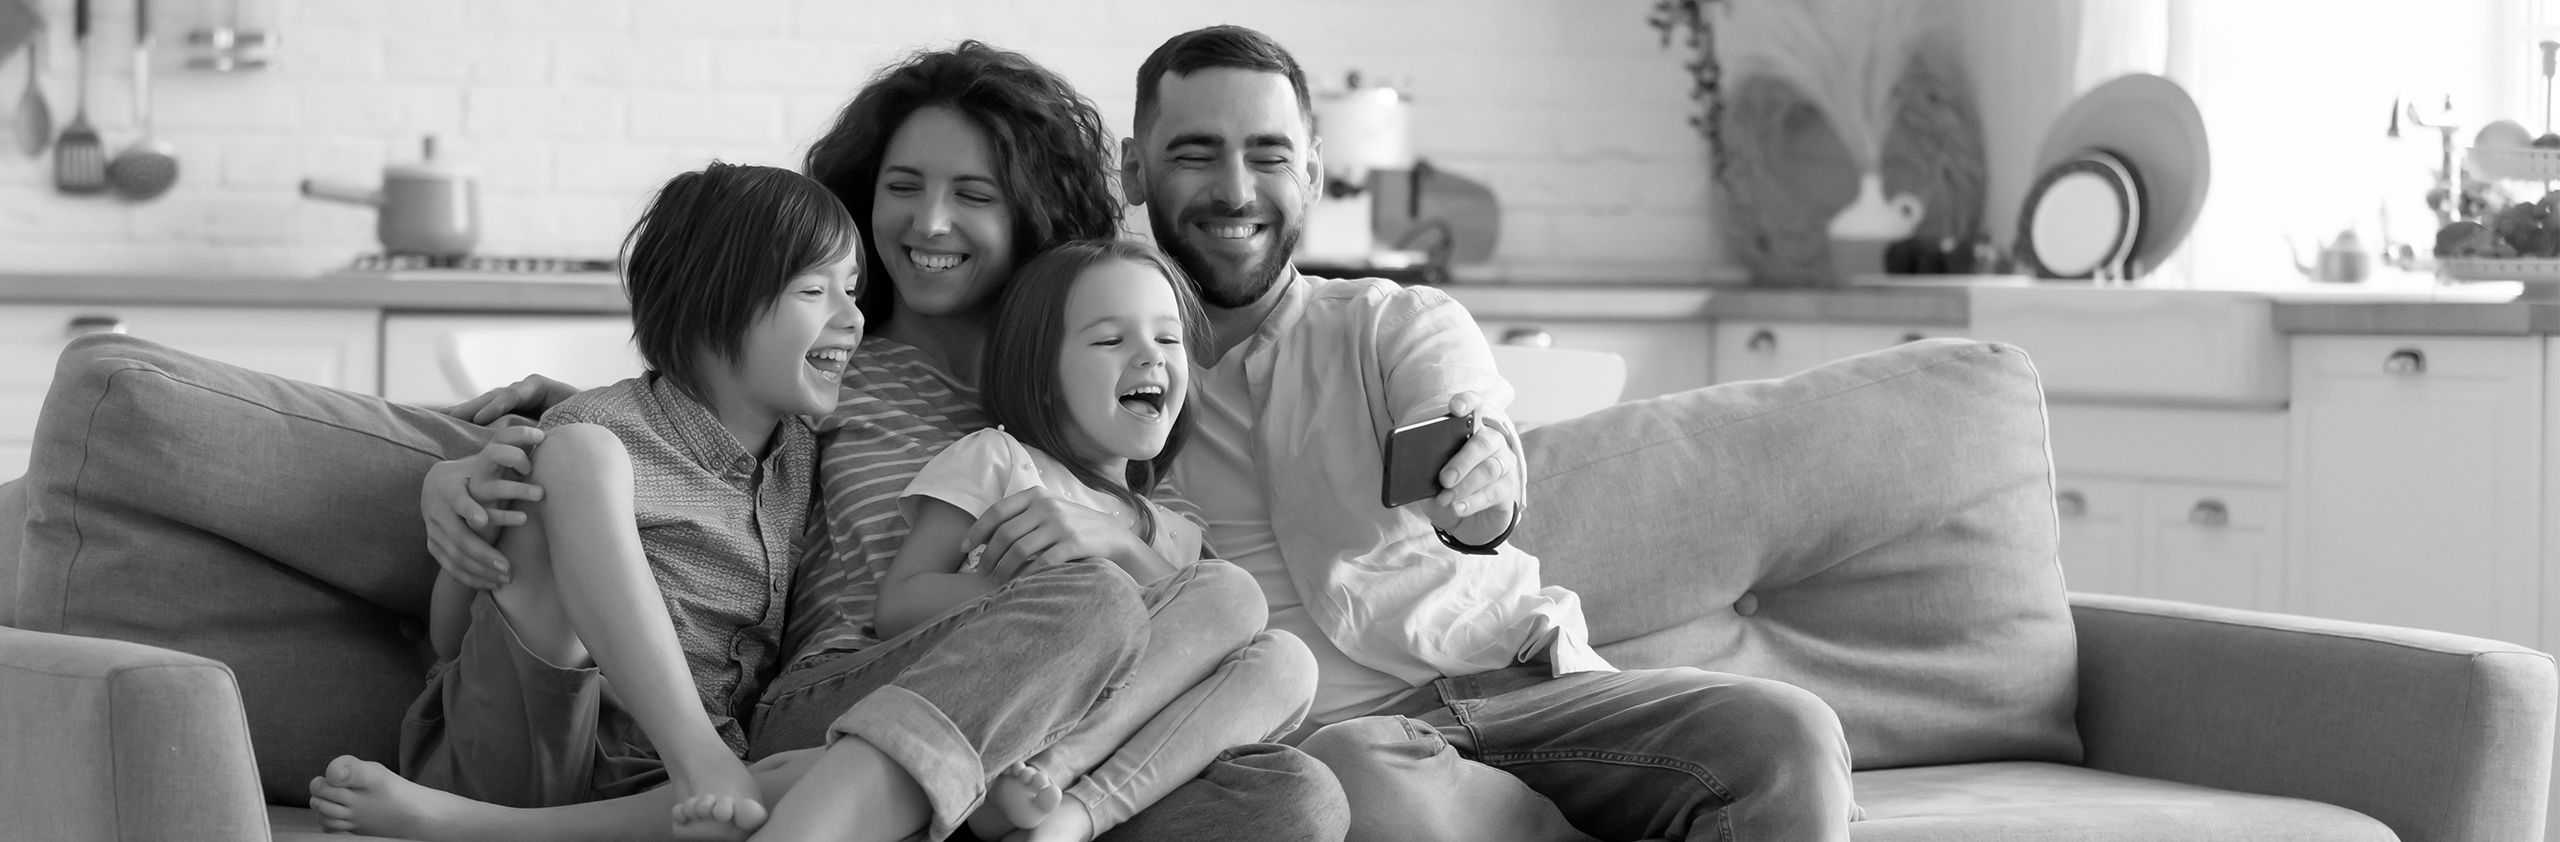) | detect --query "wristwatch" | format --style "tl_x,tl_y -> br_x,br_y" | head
1435,503 -> 1520,555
